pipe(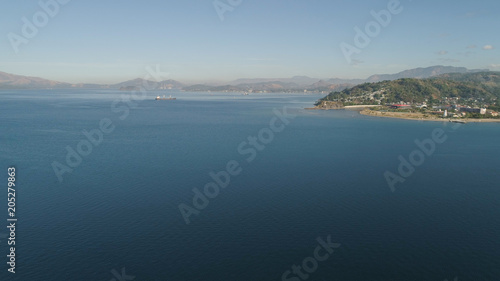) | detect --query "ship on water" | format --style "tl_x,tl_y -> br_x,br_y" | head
155,95 -> 176,100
